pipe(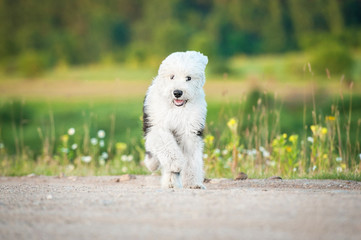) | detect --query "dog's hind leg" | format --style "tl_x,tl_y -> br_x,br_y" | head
144,151 -> 160,172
